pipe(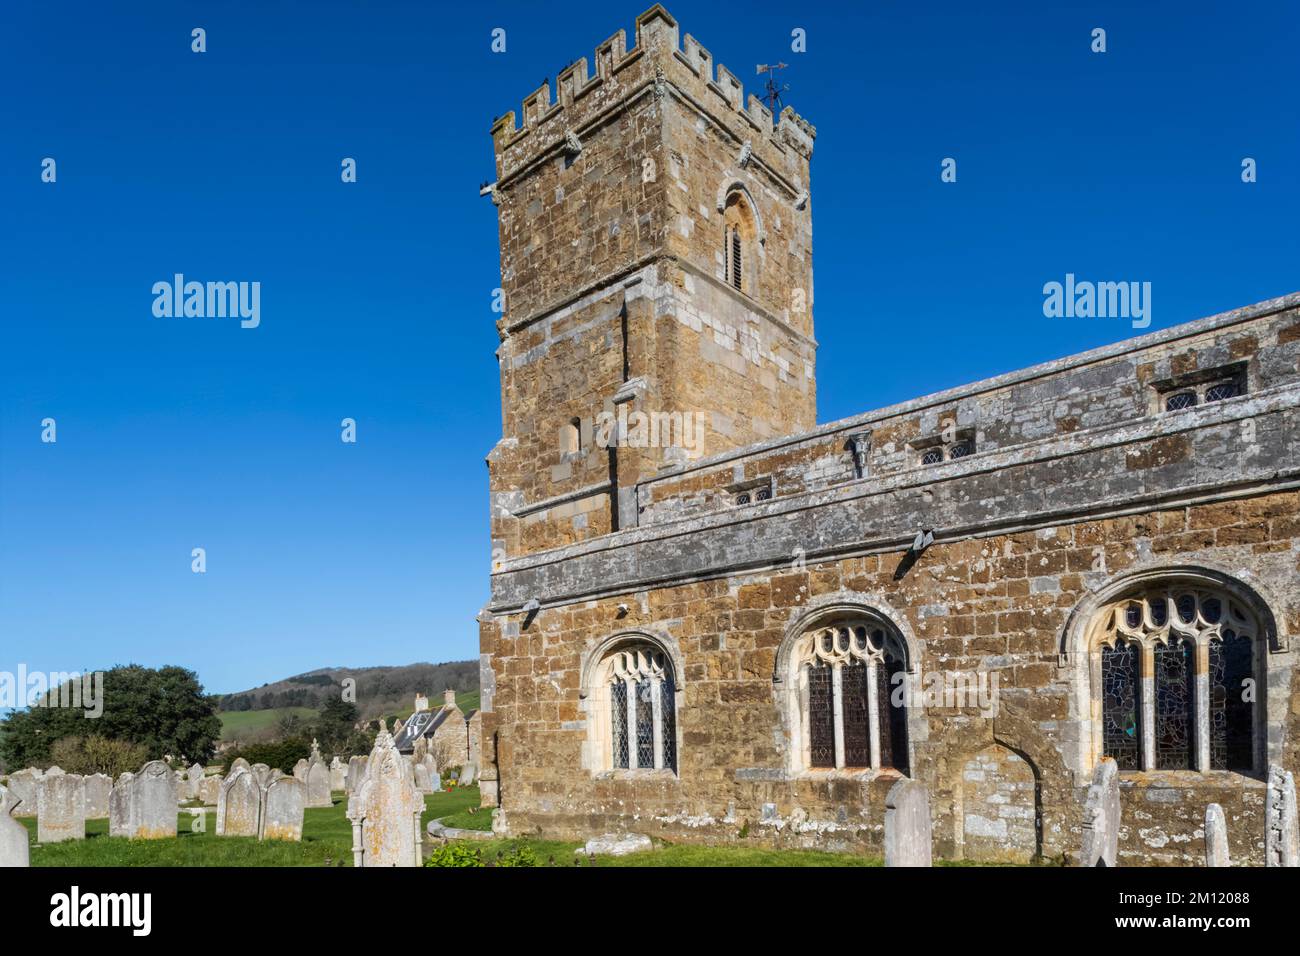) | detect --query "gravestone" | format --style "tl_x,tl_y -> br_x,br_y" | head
199,775 -> 222,806
228,757 -> 251,775
422,754 -> 439,792
37,767 -> 86,844
346,755 -> 367,793
460,762 -> 479,787
329,757 -> 347,791
884,778 -> 932,867
109,773 -> 136,837
0,785 -> 29,868
1078,757 -> 1120,867
260,777 -> 306,842
250,763 -> 272,789
134,760 -> 179,839
1205,803 -> 1230,867
187,763 -> 205,799
346,729 -> 422,867
293,759 -> 309,782
217,767 -> 261,837
7,769 -> 39,818
305,760 -> 333,808
413,762 -> 433,793
1266,764 -> 1299,867
83,773 -> 111,819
